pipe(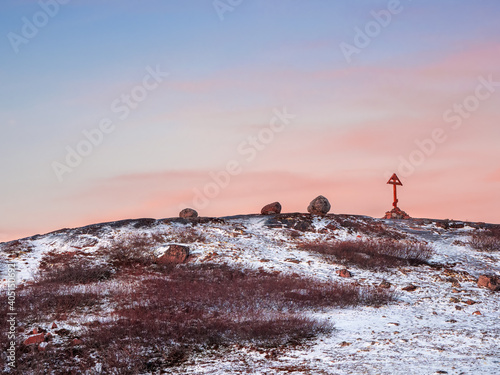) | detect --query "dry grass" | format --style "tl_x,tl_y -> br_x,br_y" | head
300,239 -> 433,270
333,216 -> 406,240
2,260 -> 394,374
